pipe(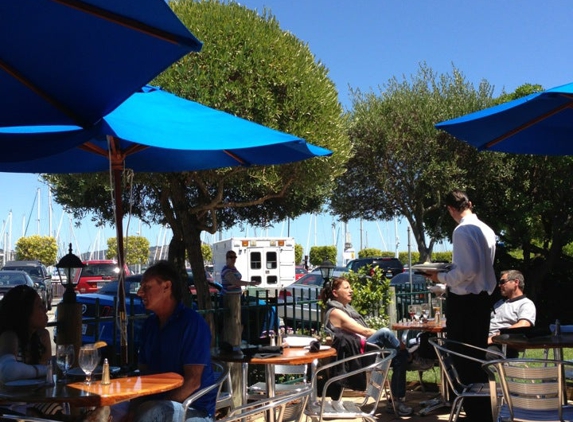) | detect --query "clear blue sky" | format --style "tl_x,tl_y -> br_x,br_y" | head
2,1 -> 573,263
